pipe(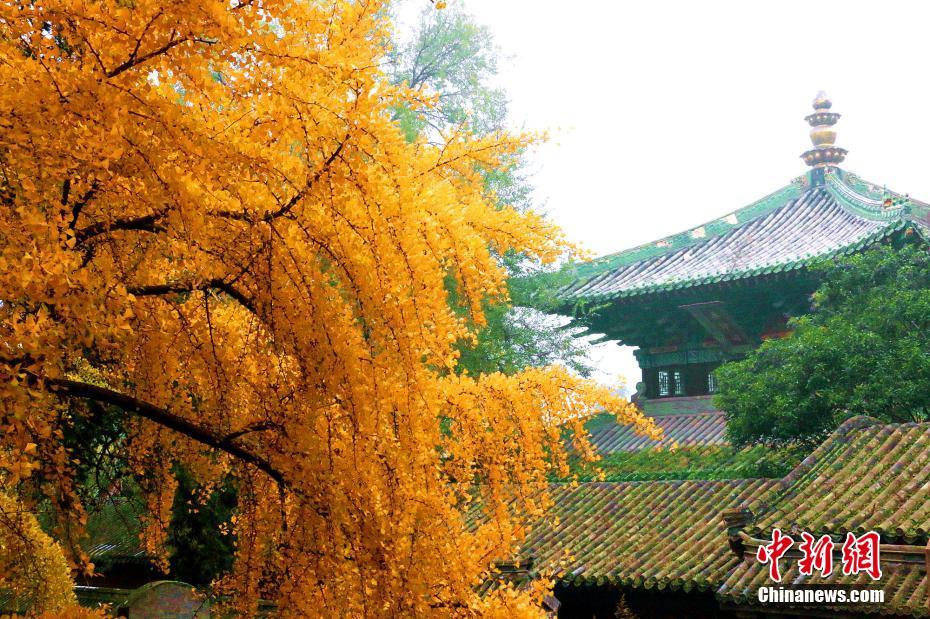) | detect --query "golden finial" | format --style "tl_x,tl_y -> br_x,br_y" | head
801,92 -> 847,169
812,91 -> 832,111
